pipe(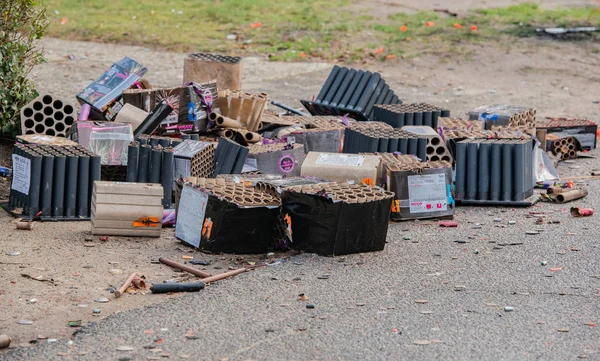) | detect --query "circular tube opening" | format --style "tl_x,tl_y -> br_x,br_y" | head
33,102 -> 43,111
53,100 -> 63,109
35,124 -> 45,133
42,95 -> 53,104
